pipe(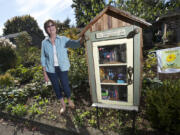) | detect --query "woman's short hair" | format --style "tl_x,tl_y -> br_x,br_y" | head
44,19 -> 57,36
